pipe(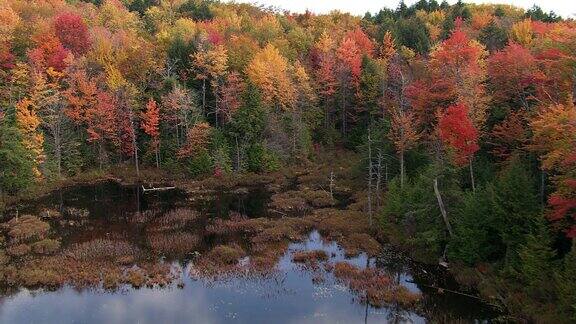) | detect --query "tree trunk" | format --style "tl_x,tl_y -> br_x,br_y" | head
433,177 -> 453,237
214,90 -> 219,128
469,157 -> 476,192
201,79 -> 206,117
400,149 -> 405,188
235,135 -> 240,172
329,171 -> 335,202
130,113 -> 140,178
98,141 -> 103,170
155,144 -> 160,169
541,170 -> 546,209
376,151 -> 382,211
55,135 -> 61,178
367,132 -> 373,226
